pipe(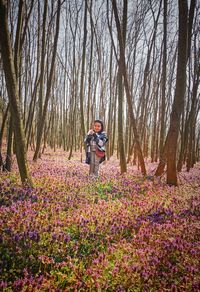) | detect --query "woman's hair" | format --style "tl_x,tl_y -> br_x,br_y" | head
94,119 -> 104,132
